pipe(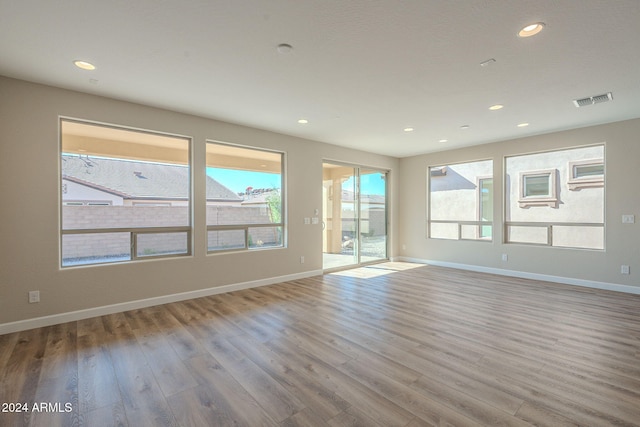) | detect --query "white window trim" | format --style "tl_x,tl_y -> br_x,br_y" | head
518,169 -> 558,208
430,166 -> 447,177
567,158 -> 604,190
